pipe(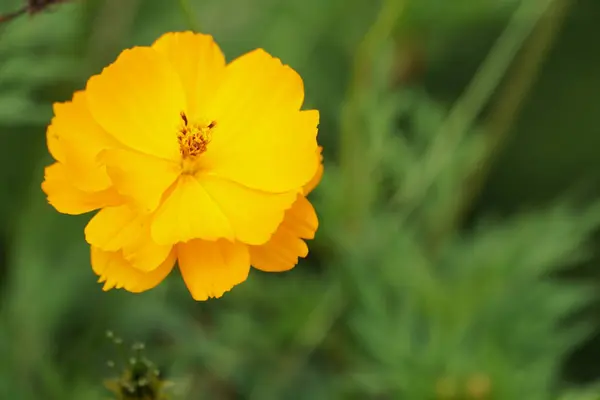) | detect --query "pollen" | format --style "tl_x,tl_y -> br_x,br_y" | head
177,112 -> 215,158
